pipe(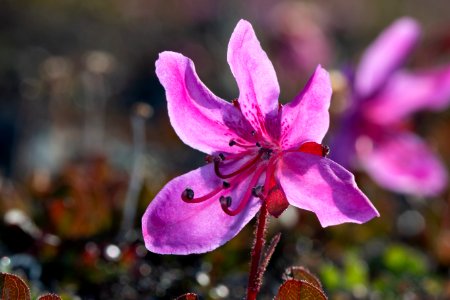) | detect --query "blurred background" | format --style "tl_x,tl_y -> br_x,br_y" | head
0,0 -> 449,299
